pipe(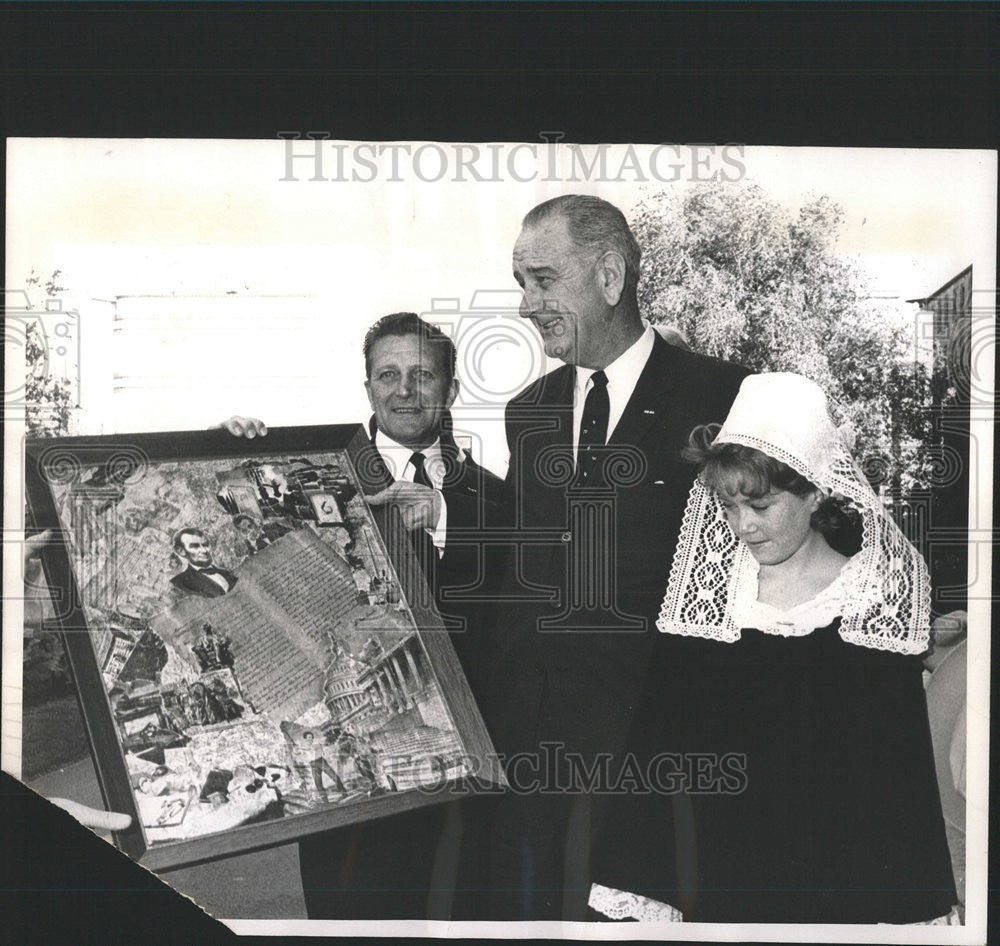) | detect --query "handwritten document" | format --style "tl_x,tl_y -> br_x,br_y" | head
152,529 -> 361,722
